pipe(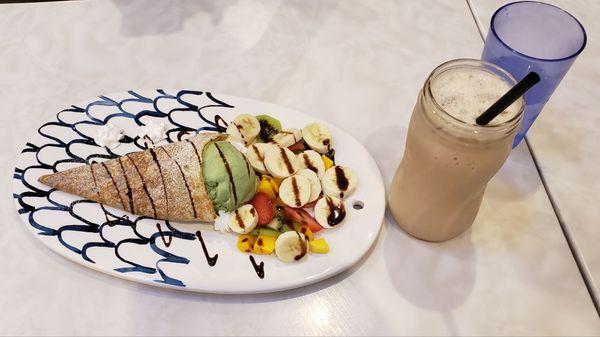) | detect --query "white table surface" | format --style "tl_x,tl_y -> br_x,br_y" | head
472,0 -> 600,314
1,0 -> 598,335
